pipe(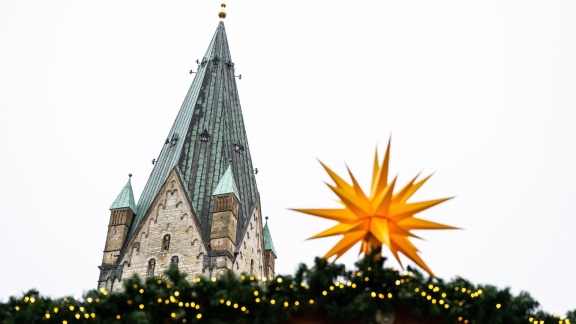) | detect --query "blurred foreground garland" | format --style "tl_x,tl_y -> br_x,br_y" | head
1,253 -> 574,324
